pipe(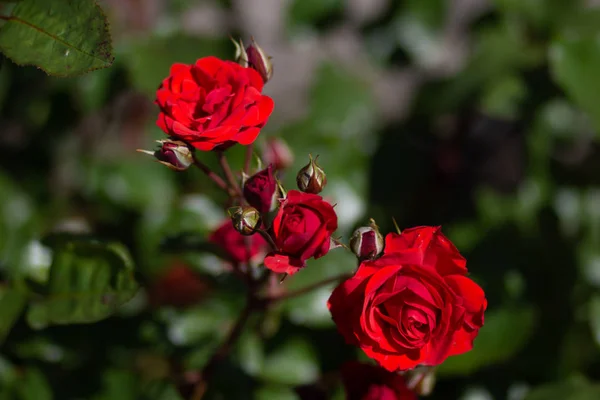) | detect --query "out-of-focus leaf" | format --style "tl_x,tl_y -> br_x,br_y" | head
14,368 -> 52,400
255,385 -> 300,400
260,337 -> 319,385
0,0 -> 113,76
524,377 -> 600,400
288,0 -> 342,27
0,173 -> 37,276
480,74 -> 527,119
92,369 -> 137,400
550,35 -> 600,134
234,330 -> 264,376
121,34 -> 229,96
589,295 -> 600,348
0,286 -> 26,343
437,306 -> 536,377
26,235 -> 138,329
